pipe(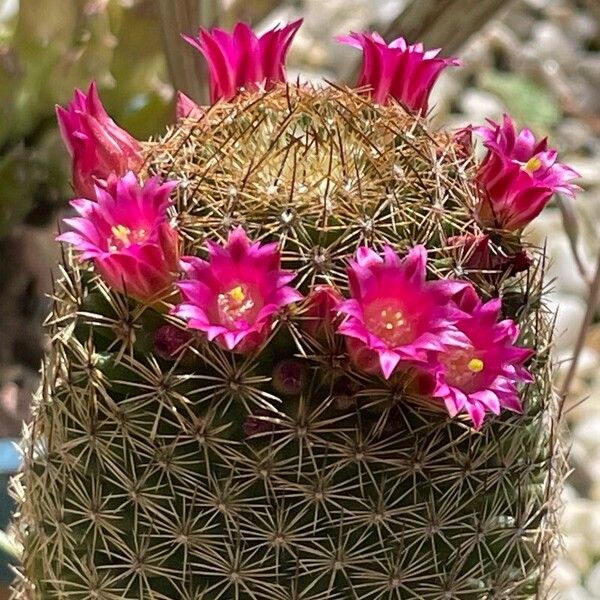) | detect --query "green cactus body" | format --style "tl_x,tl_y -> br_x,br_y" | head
13,85 -> 565,599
